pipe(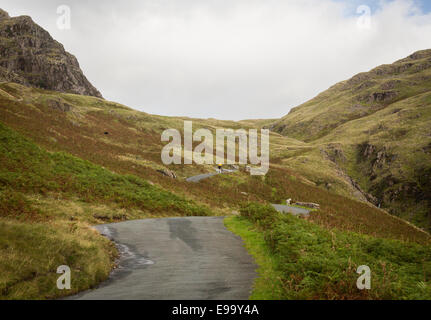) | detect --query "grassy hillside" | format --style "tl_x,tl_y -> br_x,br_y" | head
270,49 -> 431,231
1,76 -> 430,299
0,122 -> 210,299
226,203 -> 431,300
0,82 -> 352,211
0,81 -> 429,241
